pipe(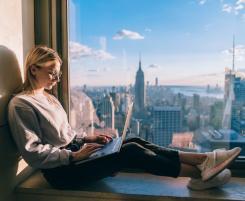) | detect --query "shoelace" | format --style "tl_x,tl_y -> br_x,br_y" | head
212,148 -> 226,166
